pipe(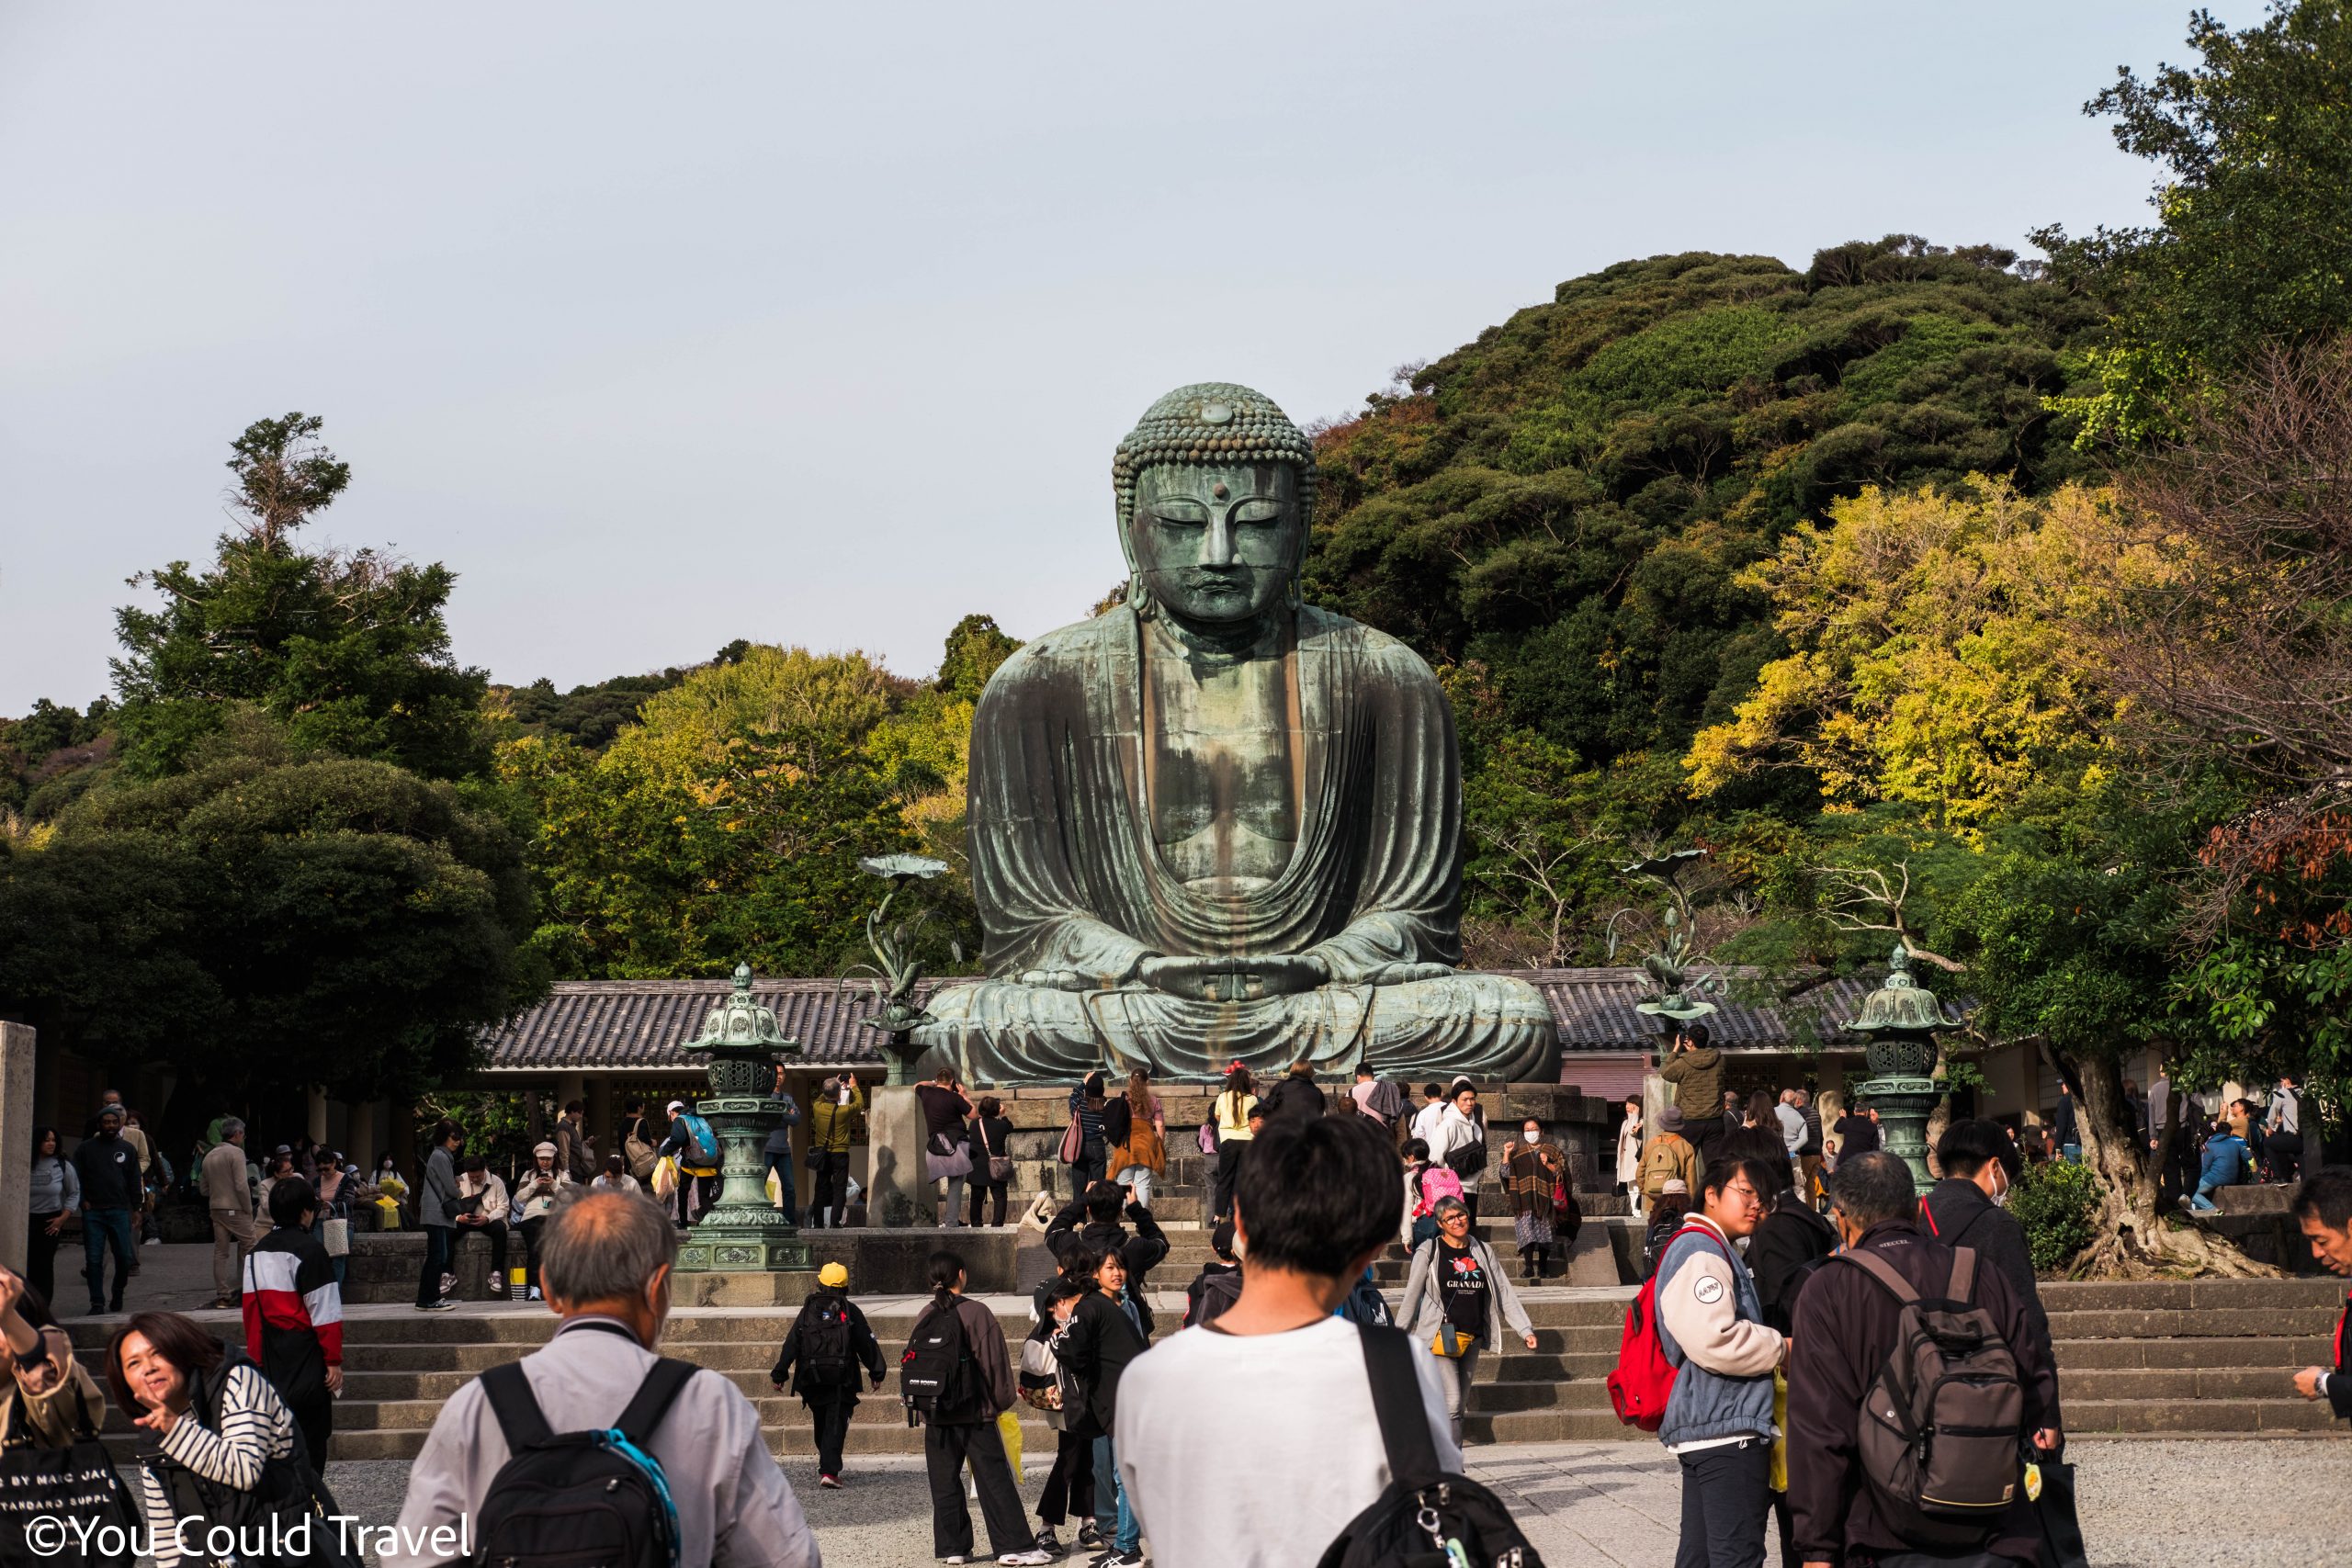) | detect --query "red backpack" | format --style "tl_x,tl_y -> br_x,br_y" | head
1607,1223 -> 1730,1431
